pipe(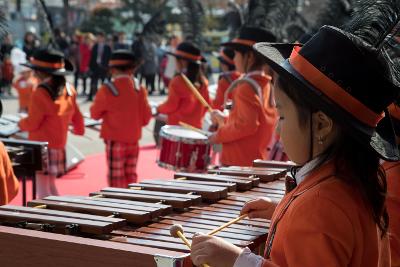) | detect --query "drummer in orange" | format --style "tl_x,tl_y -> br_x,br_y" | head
209,27 -> 278,166
12,67 -> 38,113
157,42 -> 210,129
0,100 -> 19,204
190,11 -> 398,267
212,48 -> 241,111
385,103 -> 400,267
18,49 -> 85,198
90,50 -> 152,188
